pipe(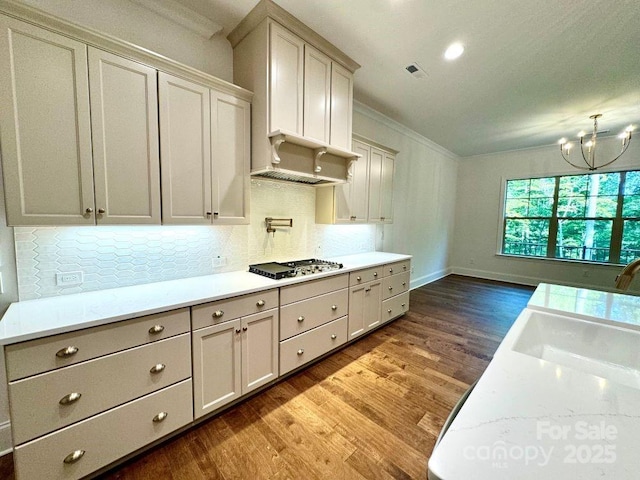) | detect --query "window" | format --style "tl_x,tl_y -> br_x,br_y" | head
502,170 -> 640,264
